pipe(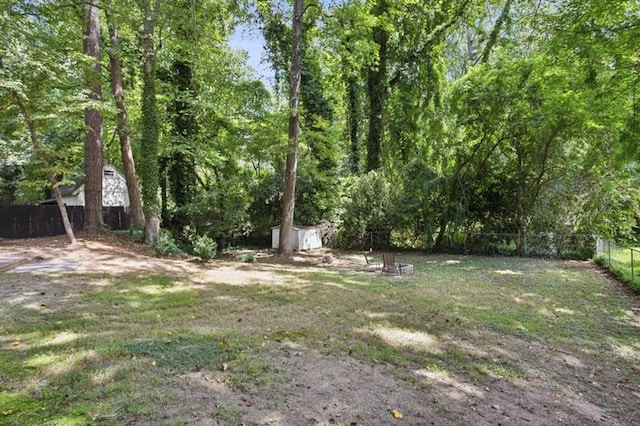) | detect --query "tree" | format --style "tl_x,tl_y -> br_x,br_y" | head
279,0 -> 303,255
105,0 -> 146,229
365,0 -> 388,171
11,94 -> 77,244
83,0 -> 103,233
0,2 -> 81,244
137,0 -> 162,244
